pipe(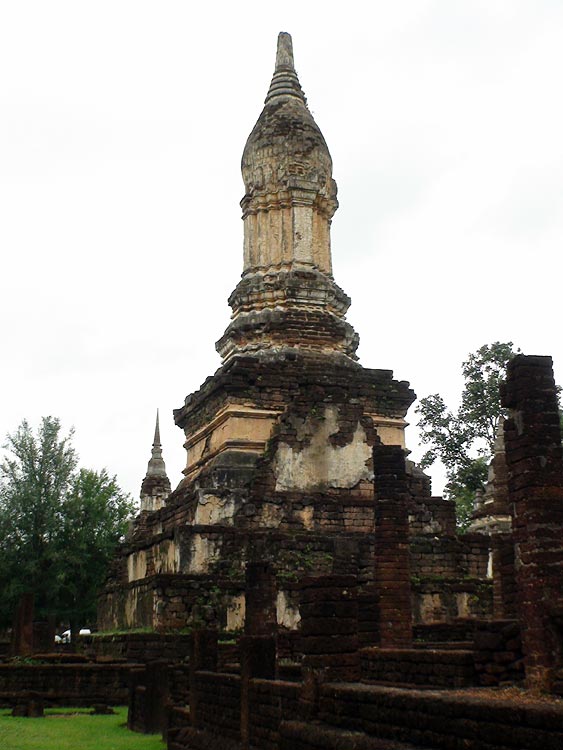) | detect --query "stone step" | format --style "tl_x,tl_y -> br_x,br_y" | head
416,641 -> 474,651
280,720 -> 434,750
